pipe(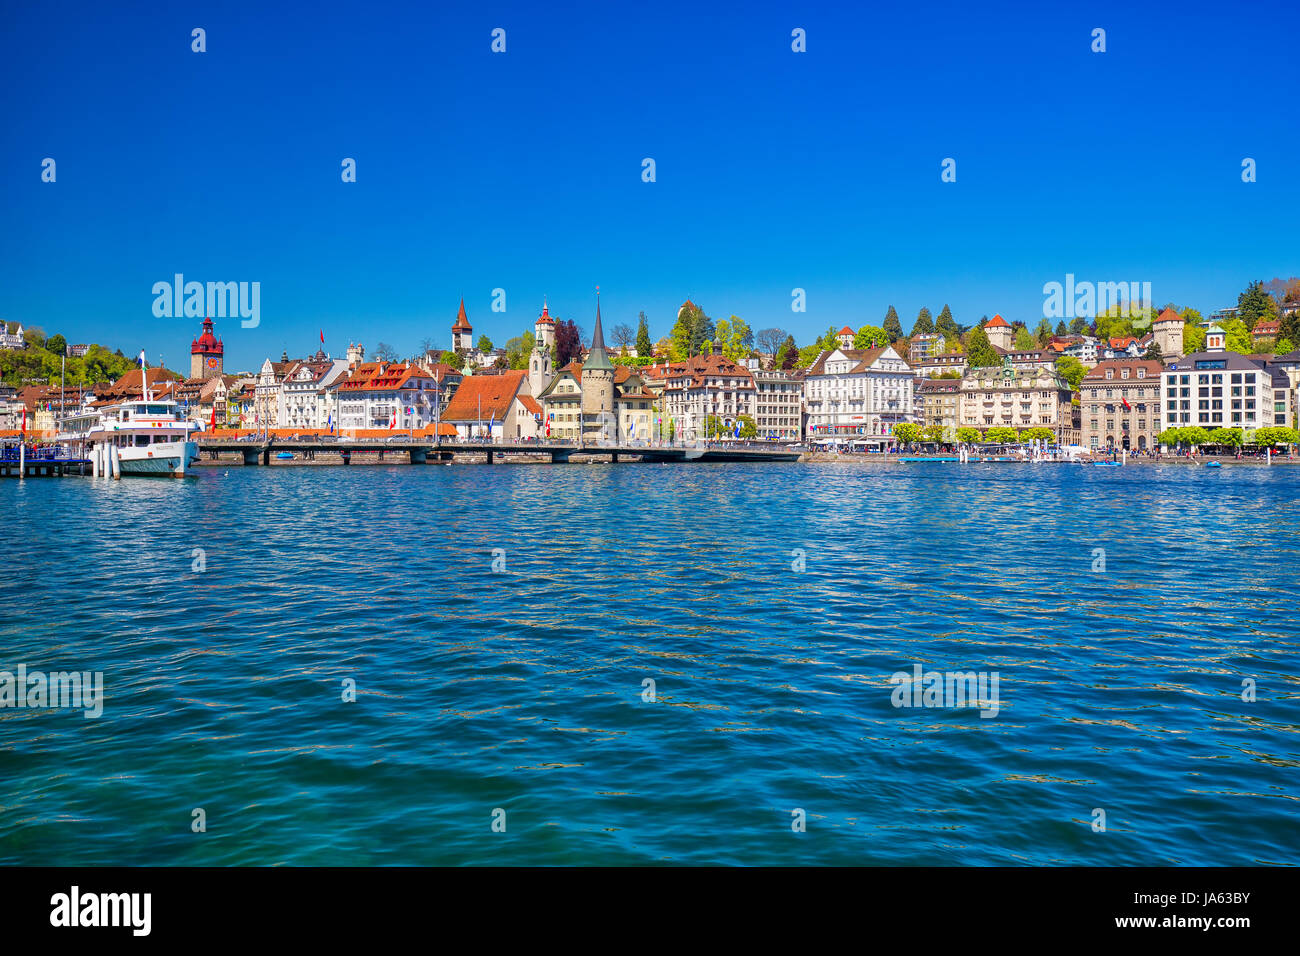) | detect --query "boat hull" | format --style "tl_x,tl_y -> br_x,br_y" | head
116,441 -> 199,477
